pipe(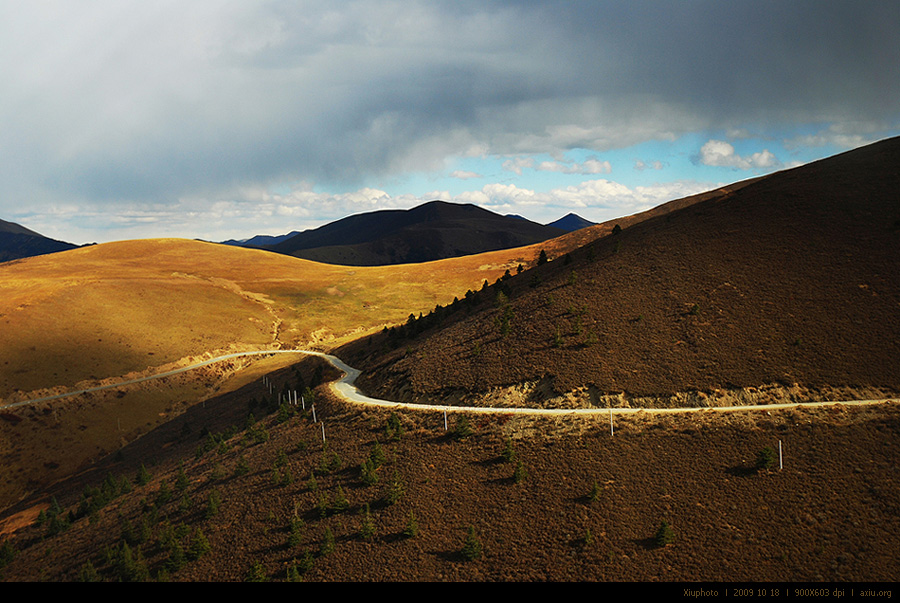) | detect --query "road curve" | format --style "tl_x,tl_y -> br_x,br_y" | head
1,349 -> 895,415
